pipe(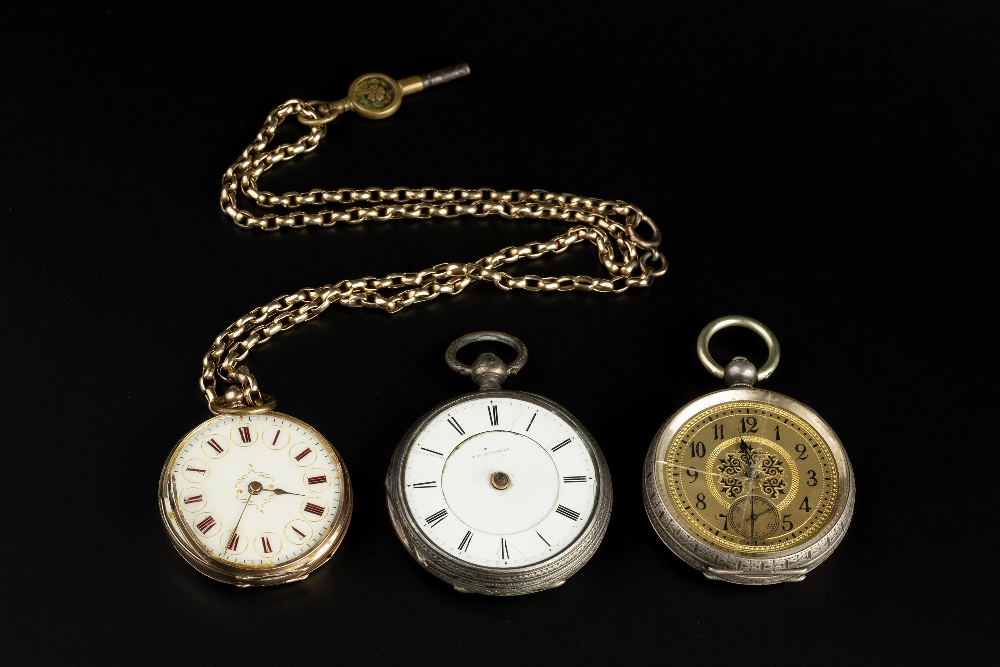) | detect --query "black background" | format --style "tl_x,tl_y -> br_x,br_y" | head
2,2 -> 994,664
